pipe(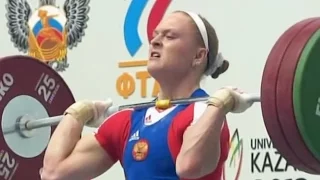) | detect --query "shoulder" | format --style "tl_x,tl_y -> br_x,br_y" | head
192,102 -> 208,124
169,102 -> 207,134
174,102 -> 207,125
106,108 -> 133,121
94,109 -> 134,162
95,108 -> 133,135
172,102 -> 230,136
